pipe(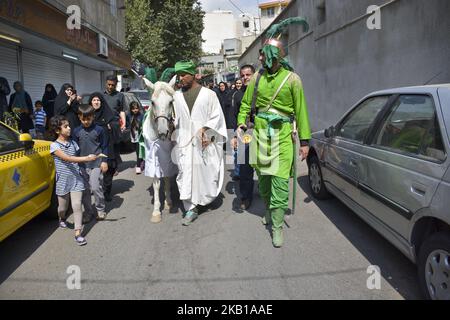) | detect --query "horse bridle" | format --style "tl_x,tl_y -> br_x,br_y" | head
151,102 -> 176,132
